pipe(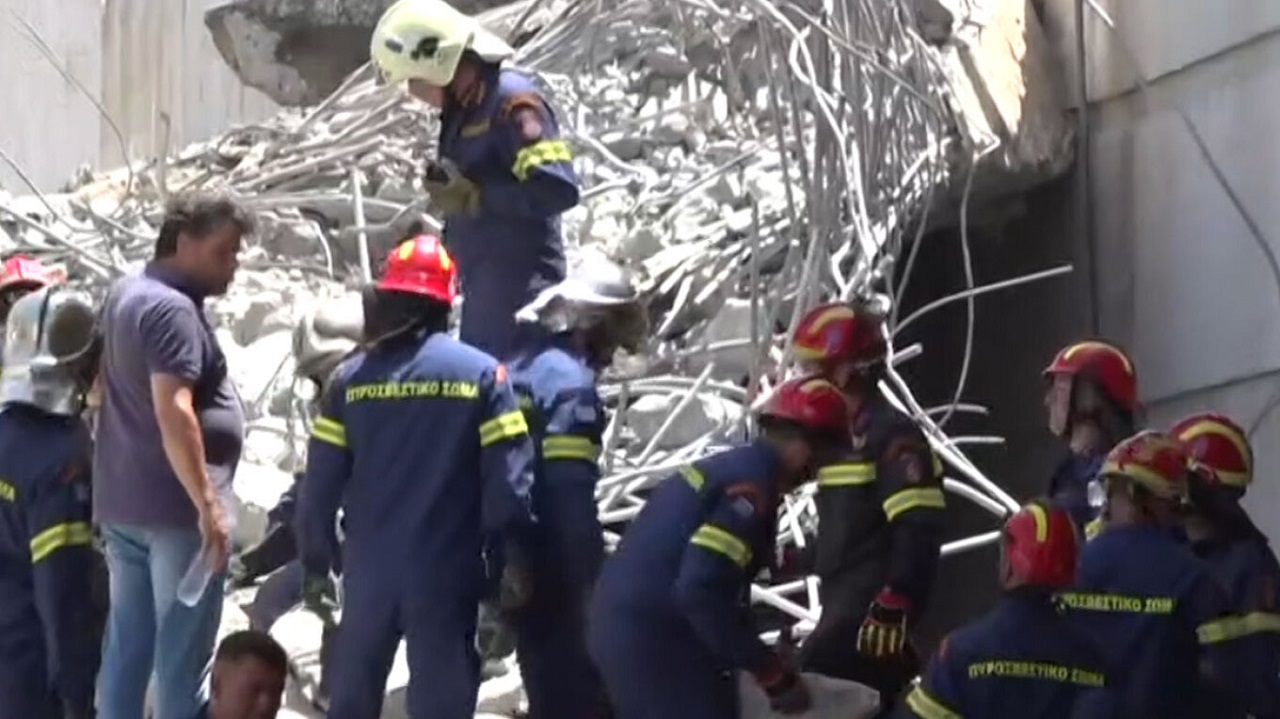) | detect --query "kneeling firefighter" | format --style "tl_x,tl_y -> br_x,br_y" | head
506,253 -> 648,719
294,234 -> 538,719
1063,430 -> 1272,718
588,376 -> 852,719
1041,340 -> 1138,537
898,500 -> 1116,719
786,302 -> 946,707
0,286 -> 102,719
1171,412 -> 1280,717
